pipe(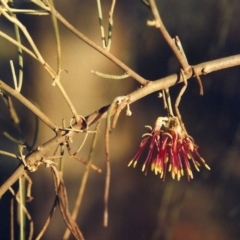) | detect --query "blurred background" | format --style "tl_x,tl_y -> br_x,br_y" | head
1,0 -> 240,239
